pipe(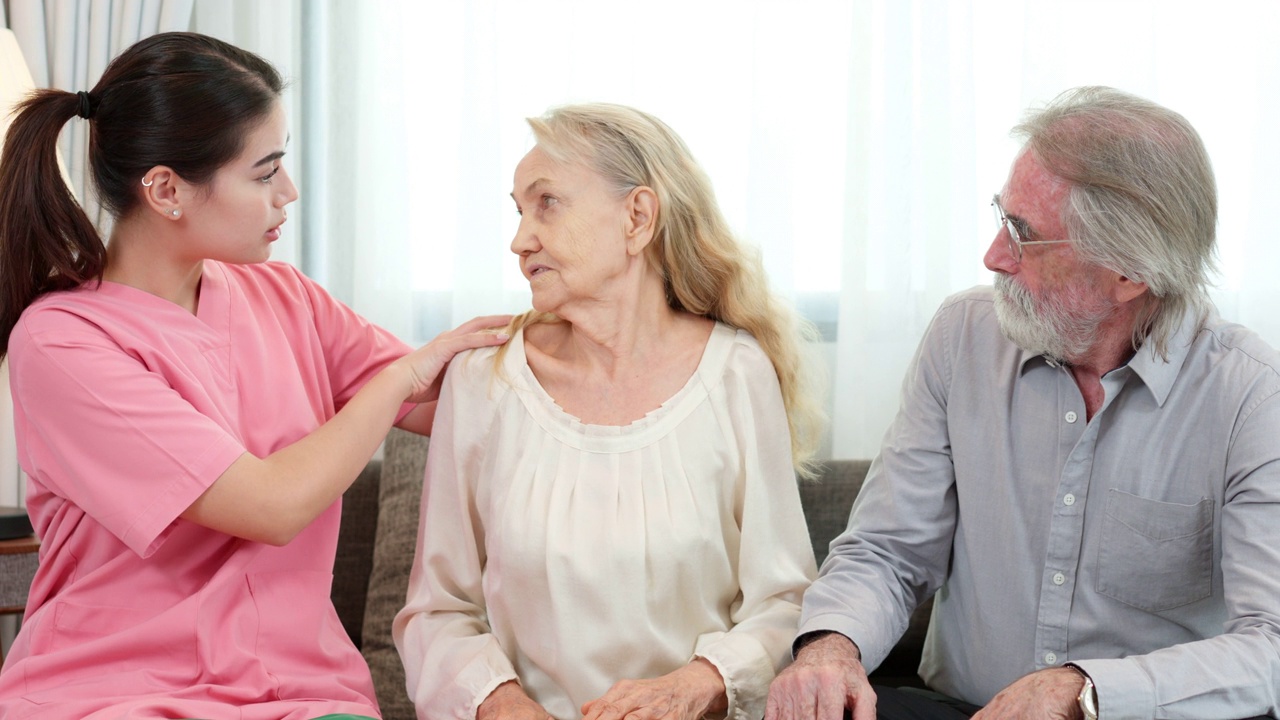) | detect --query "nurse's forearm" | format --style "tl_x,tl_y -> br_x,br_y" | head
182,361 -> 414,545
